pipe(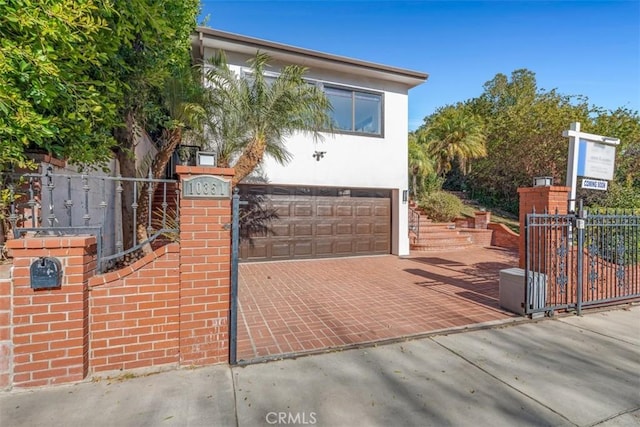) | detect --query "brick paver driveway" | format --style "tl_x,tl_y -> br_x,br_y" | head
237,246 -> 519,362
